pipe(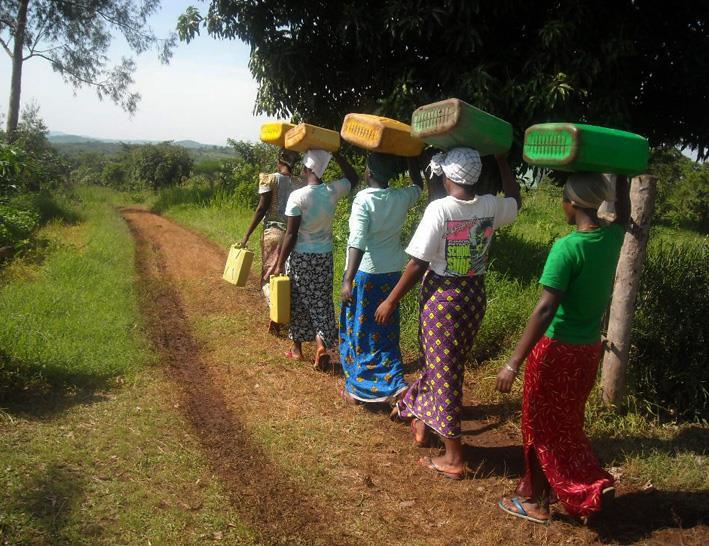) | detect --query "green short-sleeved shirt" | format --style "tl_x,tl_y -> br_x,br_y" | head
540,224 -> 625,344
